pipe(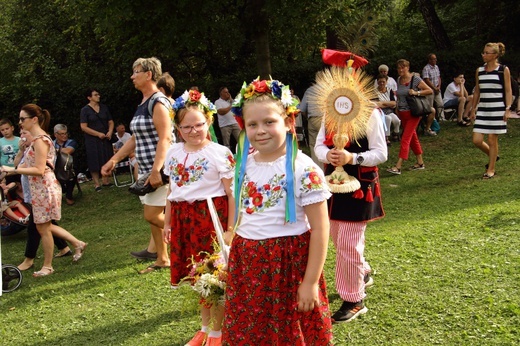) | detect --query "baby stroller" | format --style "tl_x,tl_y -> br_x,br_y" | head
0,183 -> 29,237
0,188 -> 24,294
